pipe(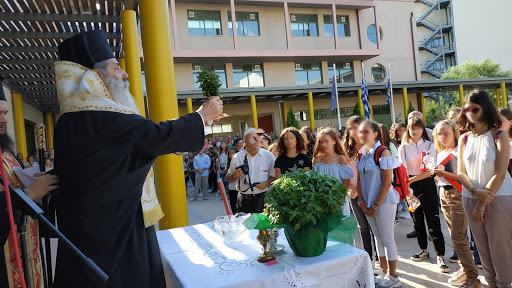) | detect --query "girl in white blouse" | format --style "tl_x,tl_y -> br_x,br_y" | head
357,121 -> 402,288
458,90 -> 512,288
398,118 -> 448,273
